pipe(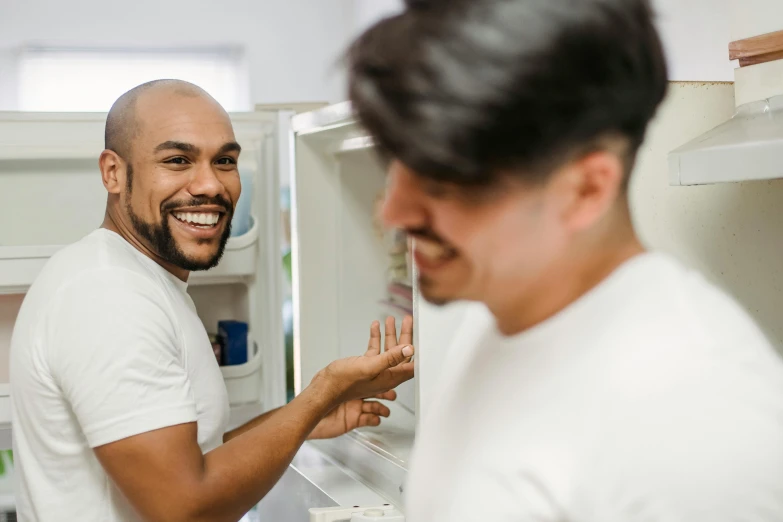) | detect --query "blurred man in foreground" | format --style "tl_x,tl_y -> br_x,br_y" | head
349,0 -> 783,520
